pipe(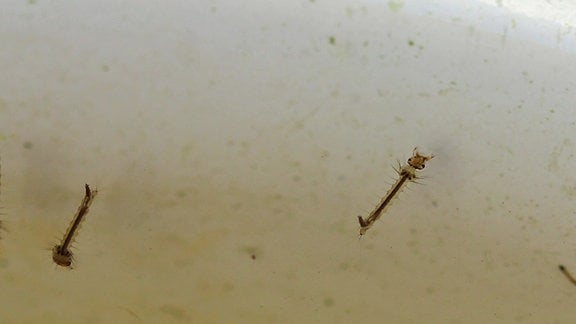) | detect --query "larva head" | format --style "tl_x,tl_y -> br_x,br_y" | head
52,245 -> 73,267
407,149 -> 434,170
